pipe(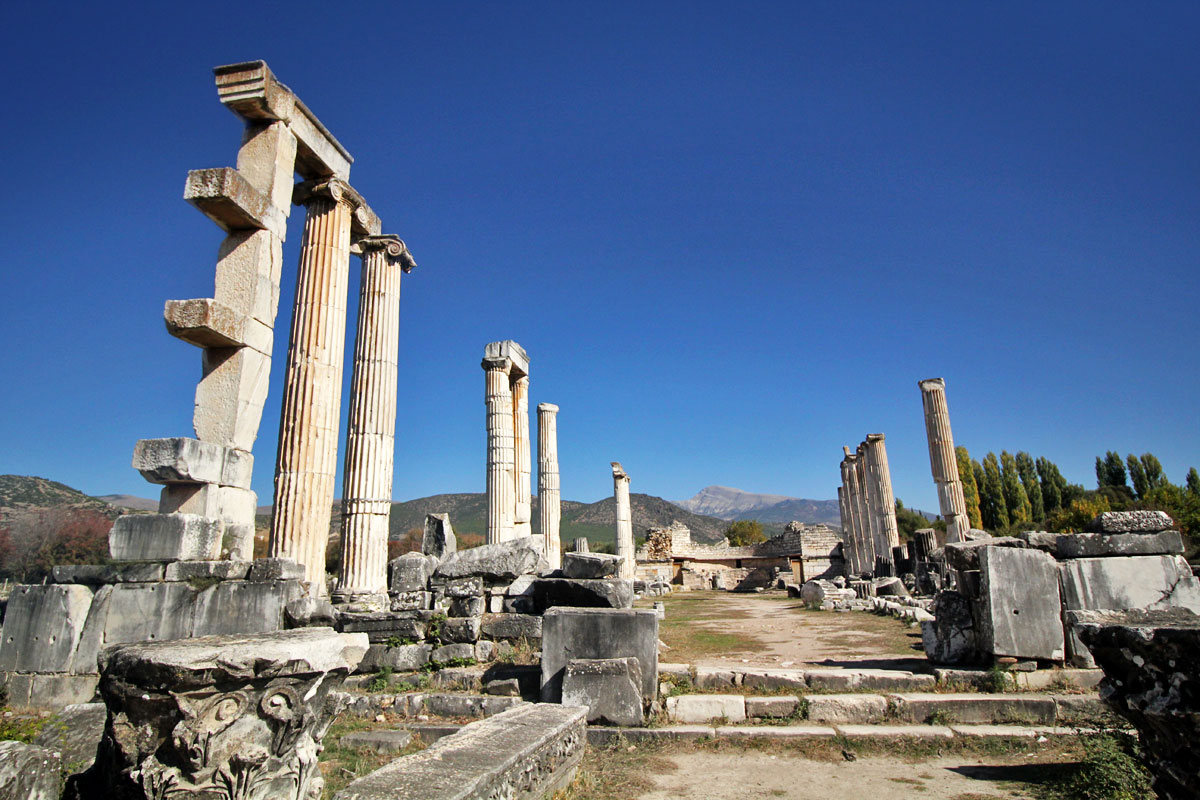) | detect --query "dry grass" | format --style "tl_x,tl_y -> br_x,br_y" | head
318,714 -> 426,799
